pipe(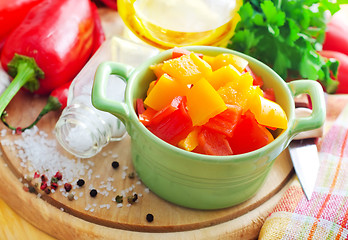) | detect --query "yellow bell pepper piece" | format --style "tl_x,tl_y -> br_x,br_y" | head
187,78 -> 227,126
207,65 -> 241,90
210,53 -> 249,72
162,53 -> 212,85
146,80 -> 157,96
249,95 -> 288,129
144,74 -> 188,111
150,63 -> 165,79
217,72 -> 258,112
202,55 -> 215,66
178,127 -> 200,151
